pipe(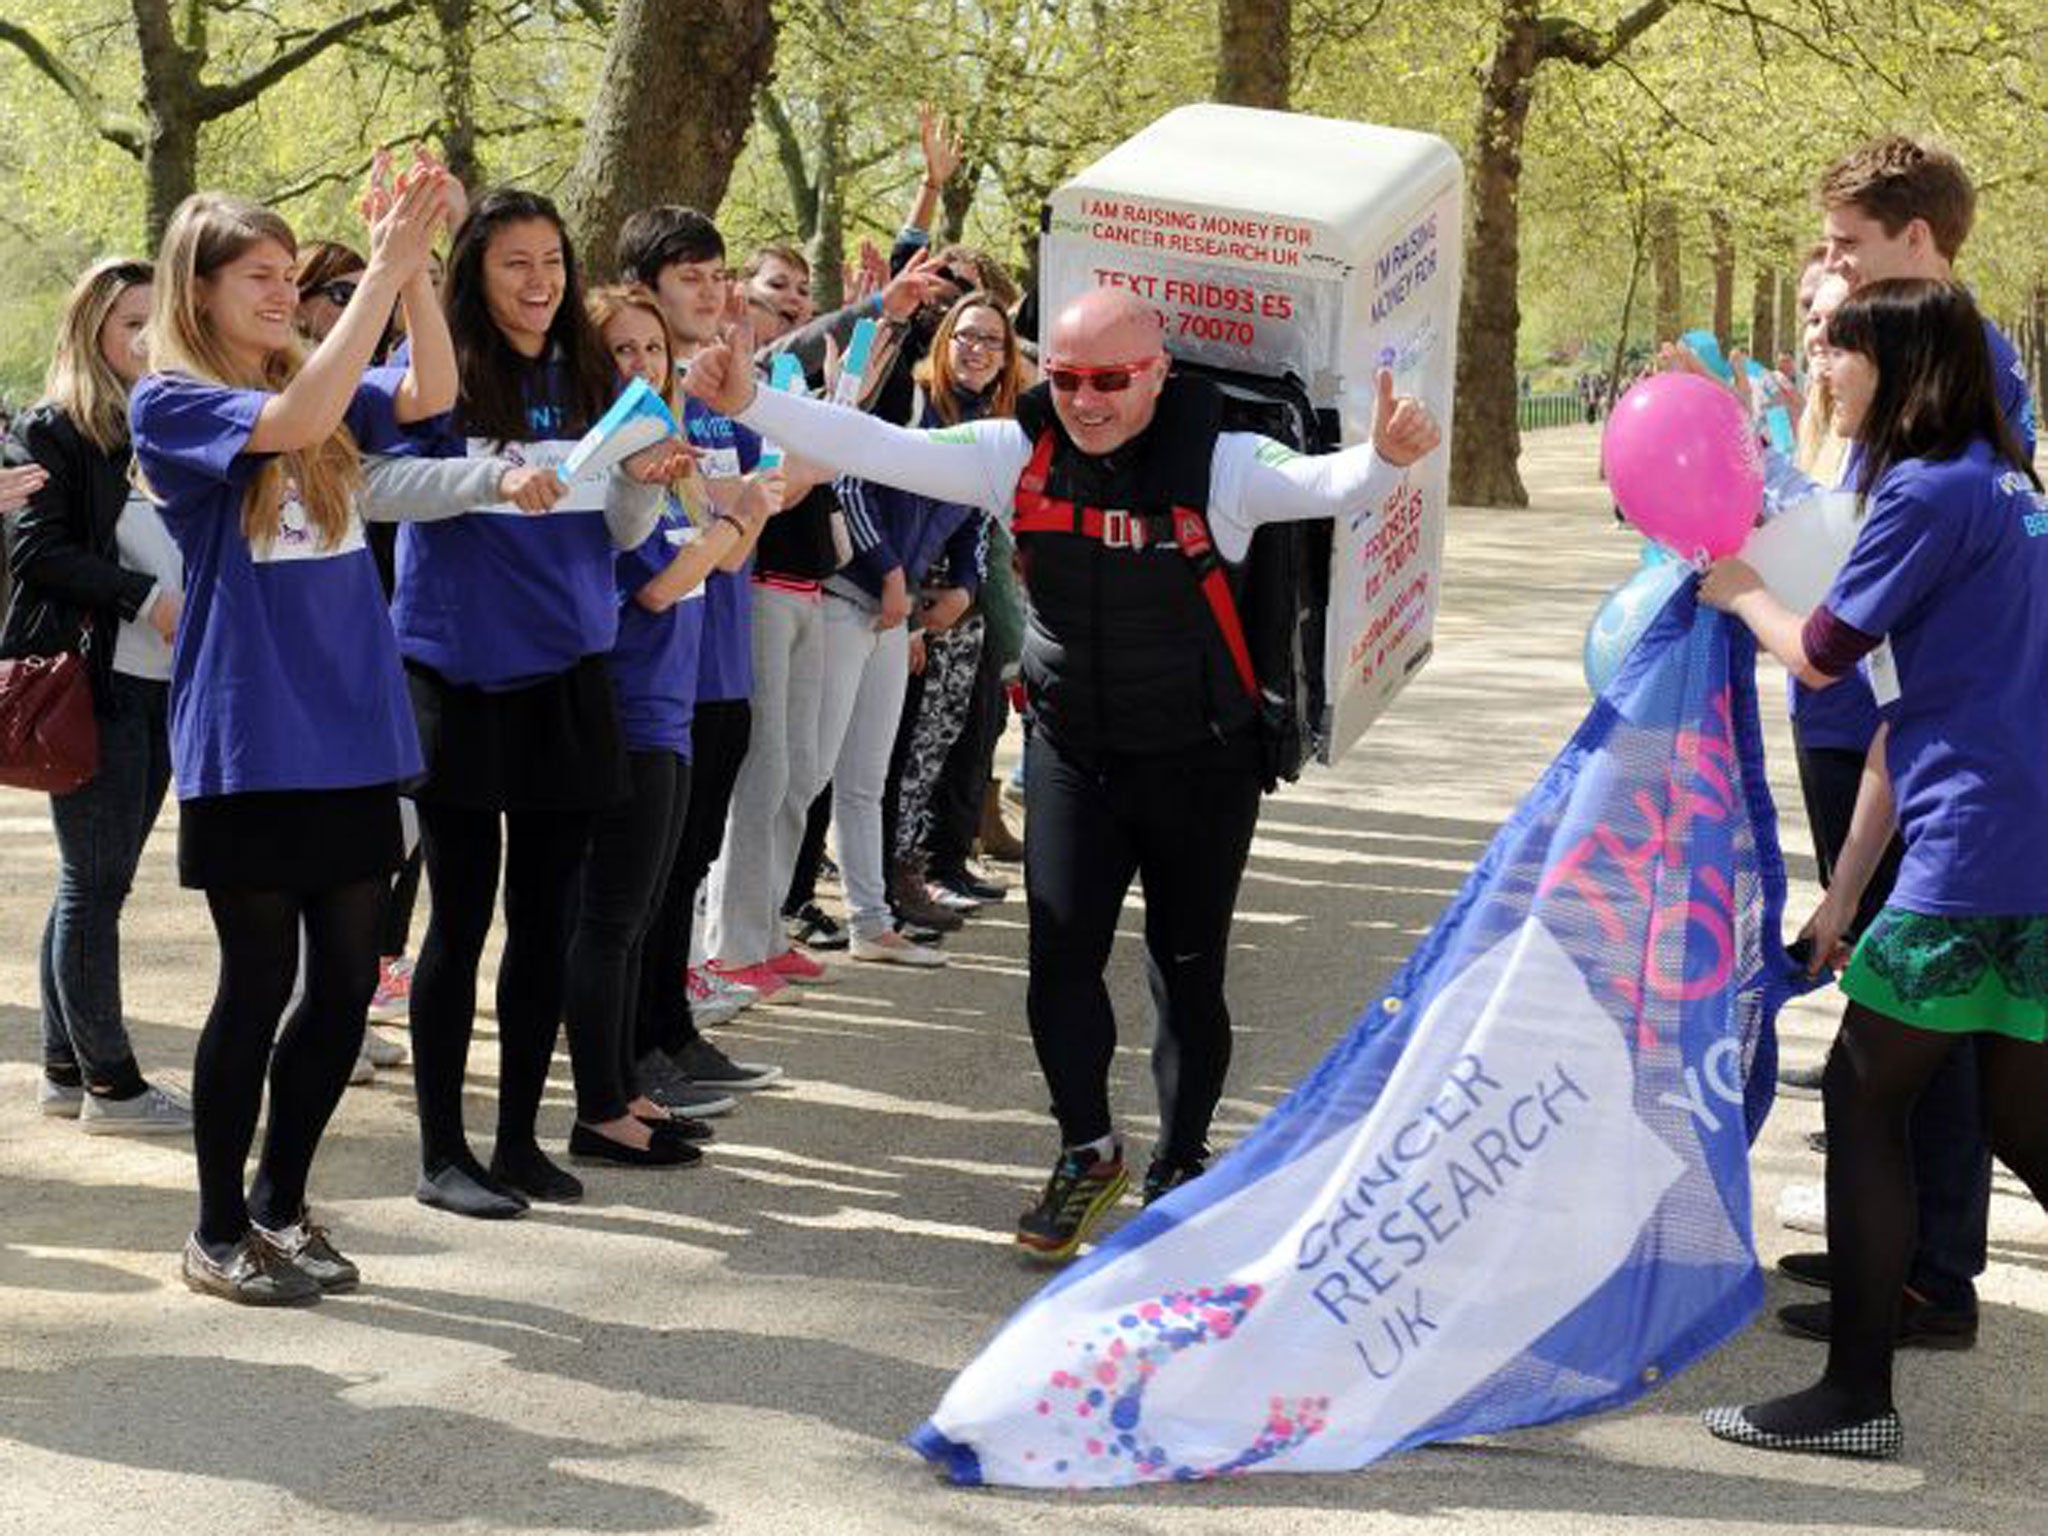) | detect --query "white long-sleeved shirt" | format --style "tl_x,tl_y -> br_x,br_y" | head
734,384 -> 1404,564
